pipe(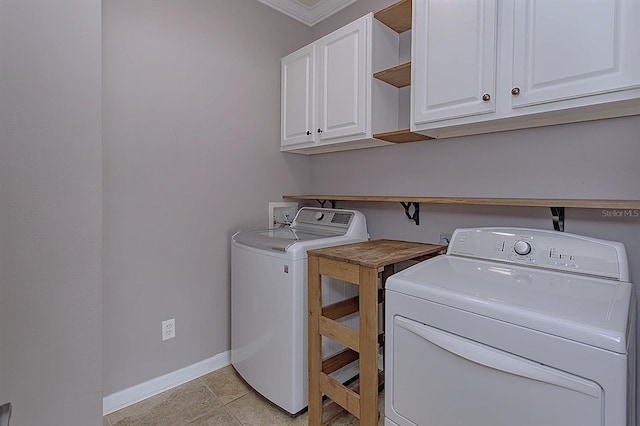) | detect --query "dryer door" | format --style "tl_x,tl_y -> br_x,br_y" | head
389,316 -> 604,426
